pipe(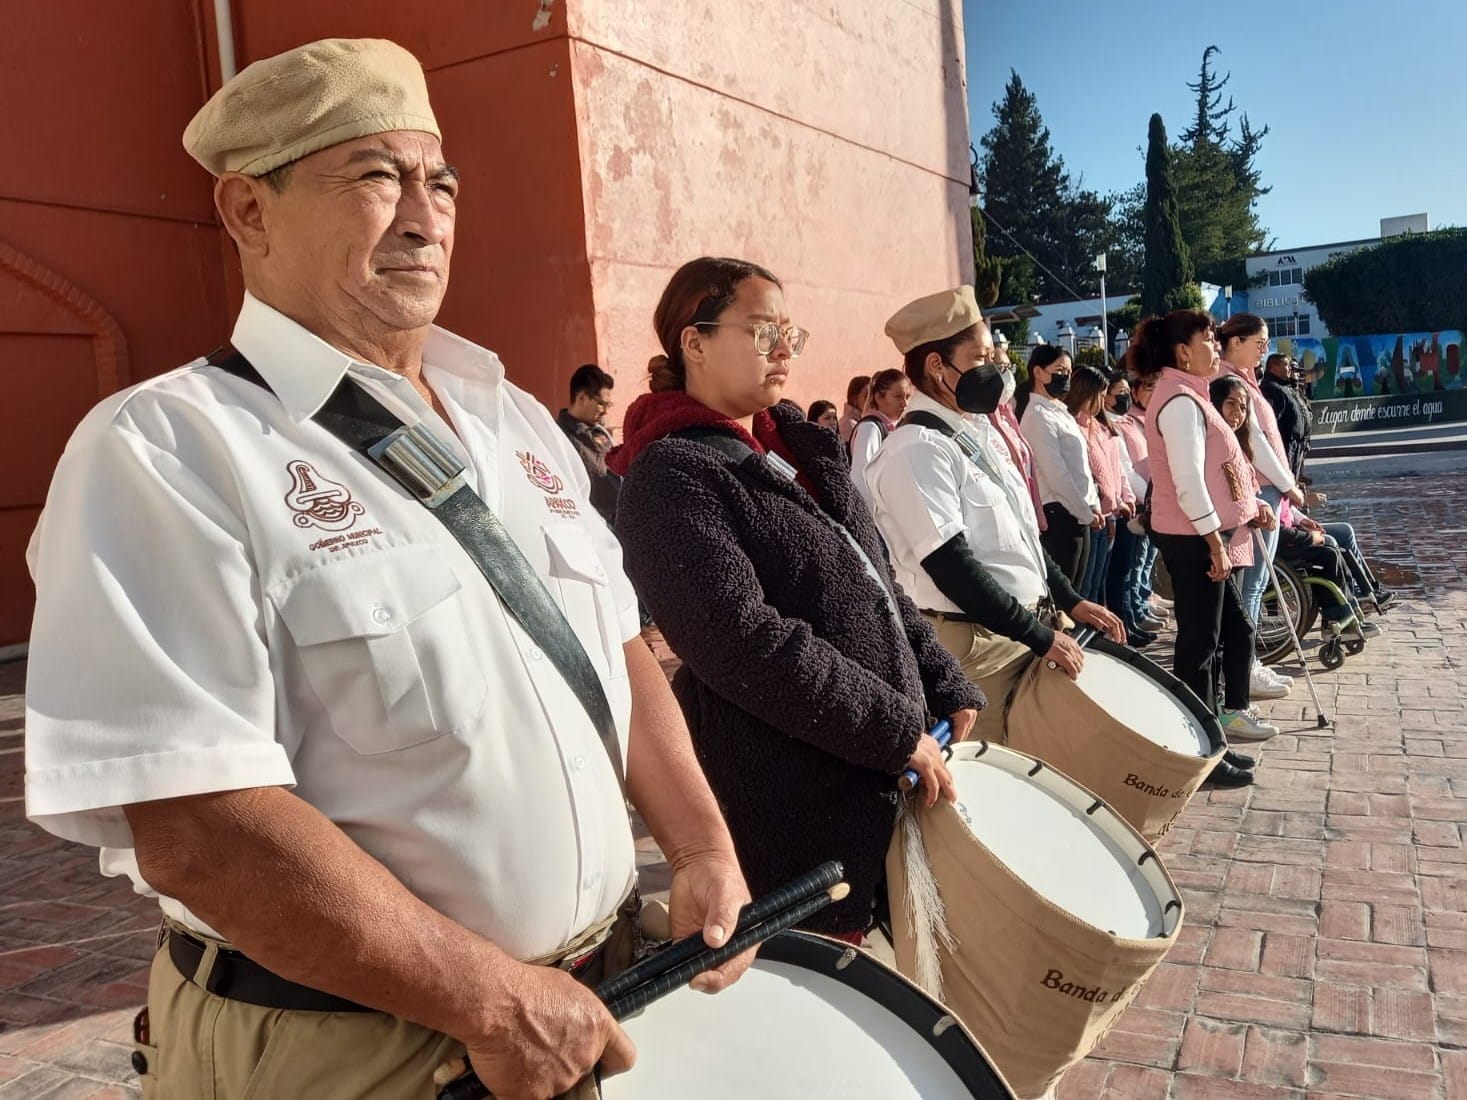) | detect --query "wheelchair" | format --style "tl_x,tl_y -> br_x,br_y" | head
1255,556 -> 1372,671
